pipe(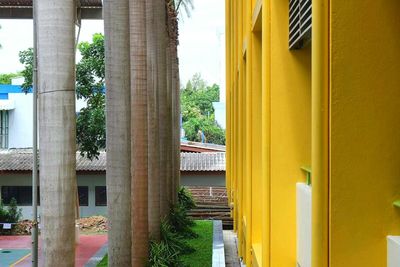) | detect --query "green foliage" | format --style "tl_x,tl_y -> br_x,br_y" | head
149,240 -> 184,267
19,33 -> 106,160
18,48 -> 33,93
168,205 -> 197,239
178,187 -> 196,211
0,201 -> 7,222
76,33 -> 105,99
181,74 -> 226,145
0,72 -> 22,85
6,198 -> 22,223
160,220 -> 195,255
0,198 -> 22,223
76,33 -> 106,160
